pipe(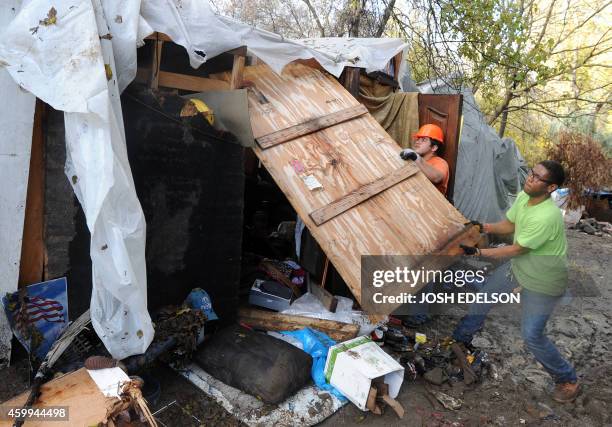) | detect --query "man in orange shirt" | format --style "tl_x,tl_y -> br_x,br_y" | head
400,124 -> 450,195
